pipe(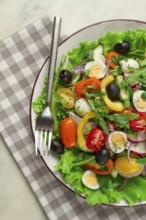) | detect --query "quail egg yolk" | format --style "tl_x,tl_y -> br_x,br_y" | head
82,170 -> 100,189
89,65 -> 102,77
112,133 -> 126,148
137,97 -> 146,110
84,172 -> 97,186
115,157 -> 141,175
